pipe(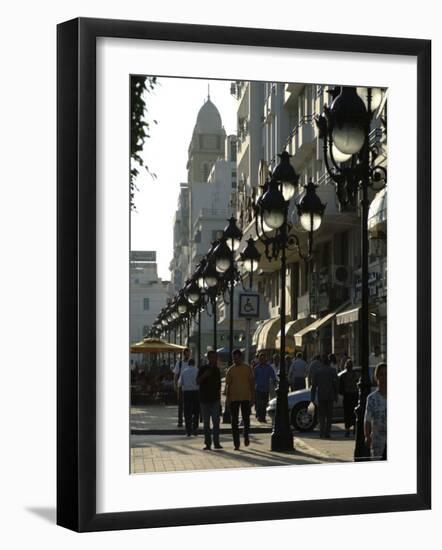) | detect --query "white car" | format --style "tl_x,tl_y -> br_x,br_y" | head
266,367 -> 375,431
